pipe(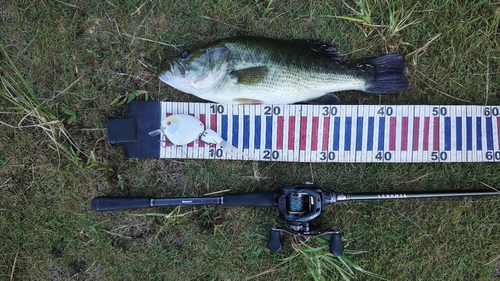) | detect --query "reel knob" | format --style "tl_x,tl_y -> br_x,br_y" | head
330,231 -> 344,256
267,229 -> 282,252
